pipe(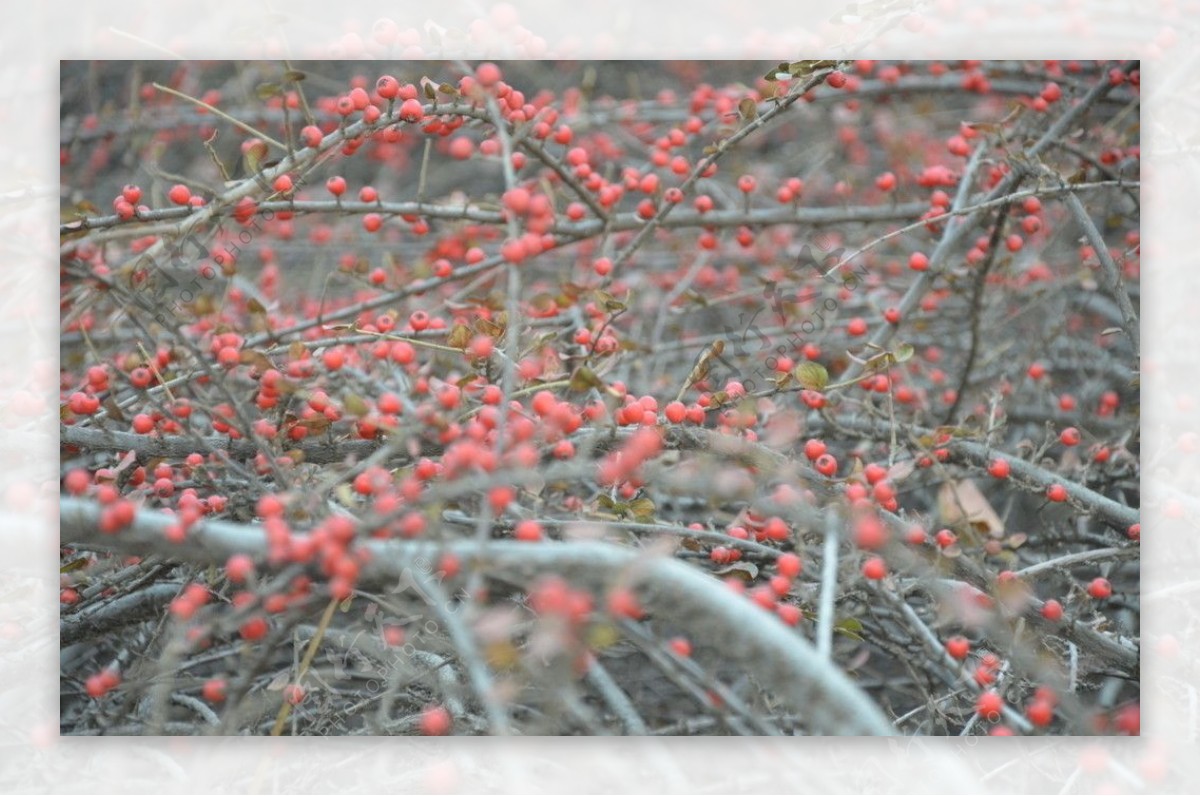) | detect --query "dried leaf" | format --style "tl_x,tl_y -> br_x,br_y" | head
446,324 -> 472,350
297,415 -> 331,433
529,293 -> 557,314
713,560 -> 759,580
239,349 -> 274,372
242,138 -> 269,175
255,82 -> 281,100
335,483 -> 356,508
485,640 -> 520,669
474,317 -> 504,338
937,479 -> 1005,537
102,396 -> 127,423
